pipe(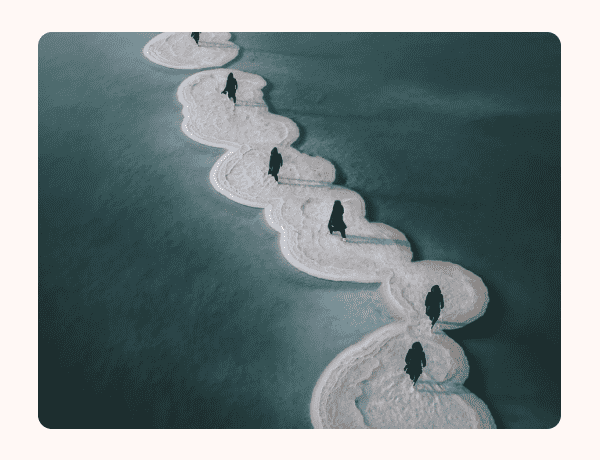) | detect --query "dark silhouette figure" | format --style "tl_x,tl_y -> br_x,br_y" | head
191,32 -> 200,45
268,147 -> 283,182
404,342 -> 426,386
328,200 -> 347,241
221,72 -> 238,103
425,285 -> 444,328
